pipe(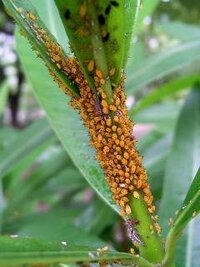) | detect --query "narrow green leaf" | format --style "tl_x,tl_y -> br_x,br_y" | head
159,88 -> 200,266
32,0 -> 70,52
126,40 -> 200,94
133,0 -> 159,34
123,0 -> 141,66
0,119 -> 55,179
0,236 -> 142,266
182,168 -> 200,206
172,168 -> 200,233
159,87 -> 200,235
17,212 -> 106,249
45,167 -> 85,193
160,21 -> 200,42
130,74 -> 200,114
77,200 -> 115,235
4,149 -> 68,214
133,101 -> 182,134
2,0 -> 79,96
162,169 -> 200,267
